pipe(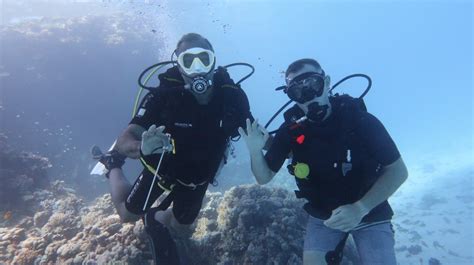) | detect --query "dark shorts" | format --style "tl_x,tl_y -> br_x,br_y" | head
125,169 -> 208,225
